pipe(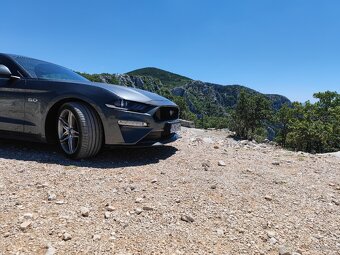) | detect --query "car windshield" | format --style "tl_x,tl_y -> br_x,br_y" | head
11,55 -> 88,82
